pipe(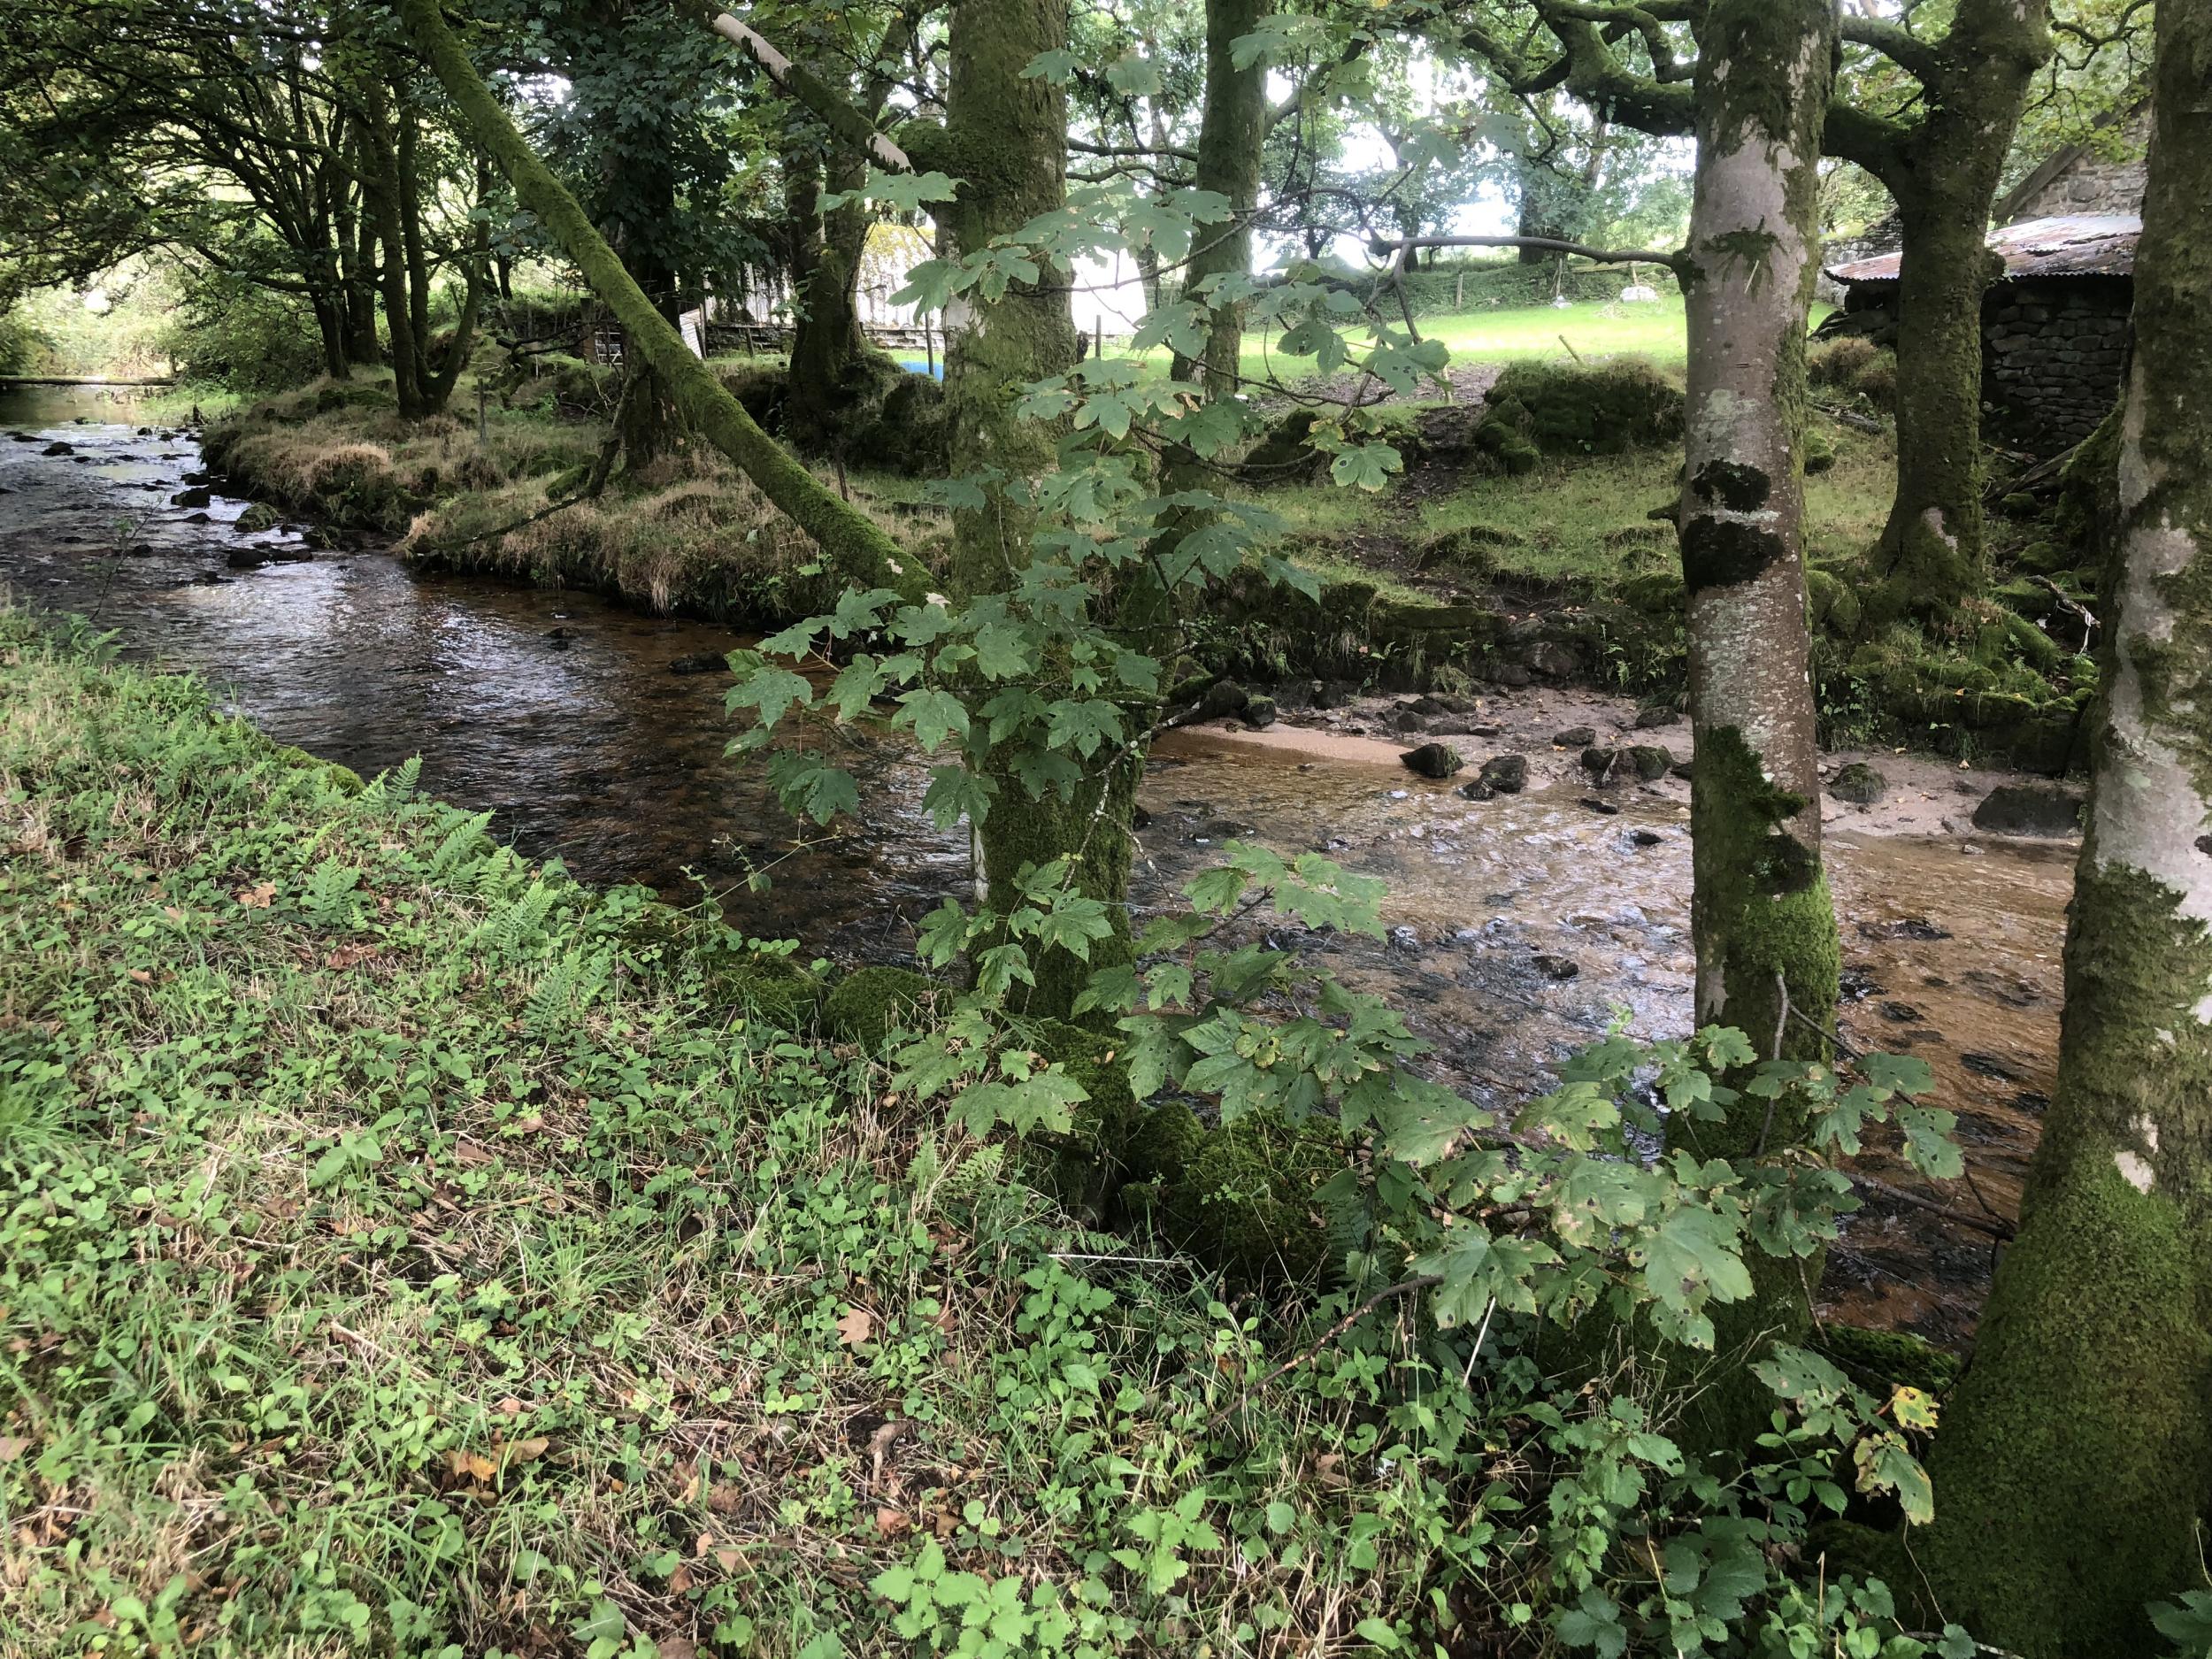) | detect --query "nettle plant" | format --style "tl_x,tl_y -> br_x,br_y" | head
724,142 -> 1970,1655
